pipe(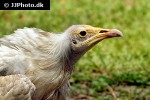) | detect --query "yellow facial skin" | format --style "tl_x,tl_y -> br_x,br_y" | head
69,25 -> 123,49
